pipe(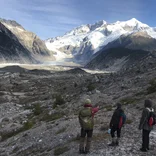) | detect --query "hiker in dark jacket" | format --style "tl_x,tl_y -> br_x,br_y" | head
139,99 -> 155,152
109,103 -> 126,146
79,99 -> 99,154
